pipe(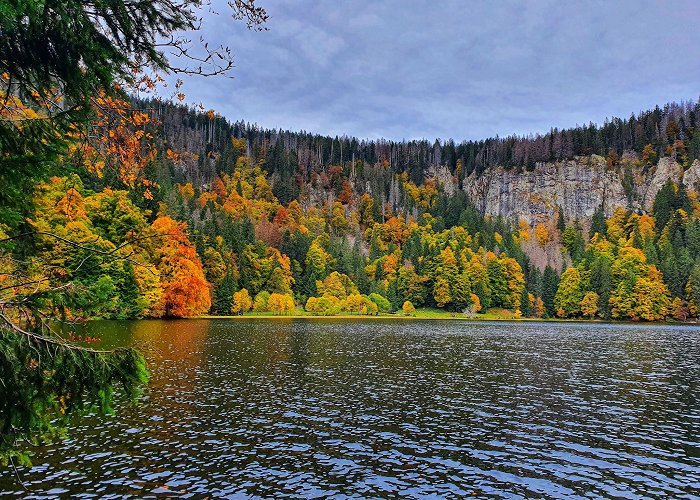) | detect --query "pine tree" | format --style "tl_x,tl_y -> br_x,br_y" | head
557,206 -> 566,233
653,180 -> 677,231
590,257 -> 613,319
591,204 -> 607,237
214,272 -> 238,314
542,266 -> 559,317
527,267 -> 543,297
520,287 -> 533,317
